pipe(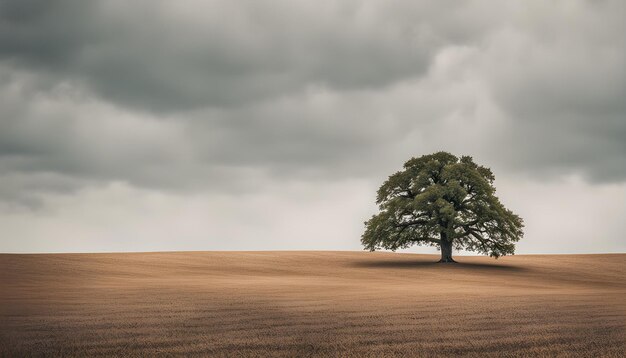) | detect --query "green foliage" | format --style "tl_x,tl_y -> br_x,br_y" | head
362,152 -> 524,258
